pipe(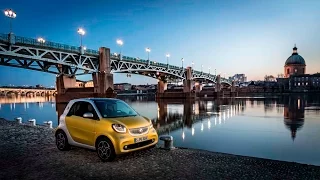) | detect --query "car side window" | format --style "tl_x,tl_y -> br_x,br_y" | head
67,102 -> 81,116
74,101 -> 99,120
